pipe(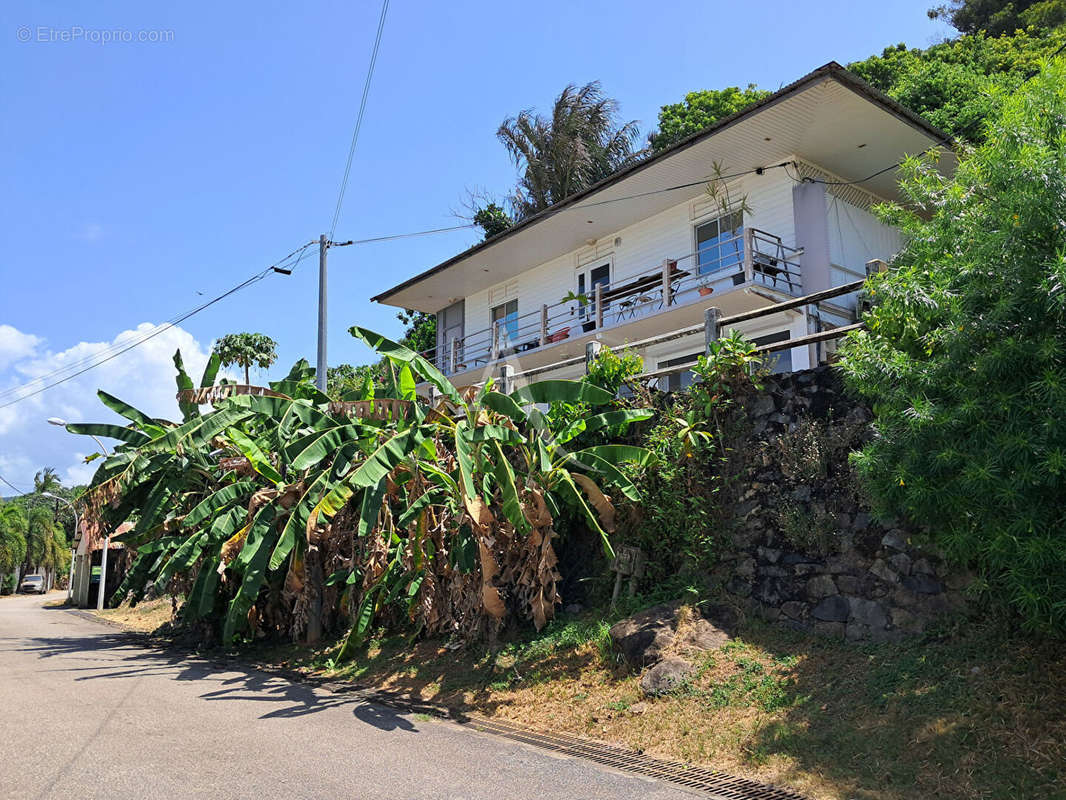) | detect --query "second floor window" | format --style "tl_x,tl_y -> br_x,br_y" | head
696,211 -> 744,275
491,299 -> 519,343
